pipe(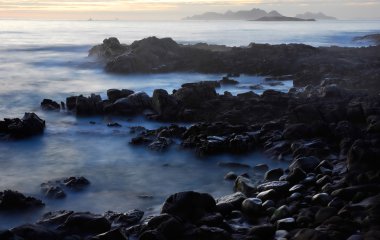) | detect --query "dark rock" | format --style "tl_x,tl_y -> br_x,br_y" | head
283,123 -> 311,139
315,207 -> 337,224
104,209 -> 144,227
257,181 -> 290,193
276,217 -> 296,230
253,164 -> 269,173
107,122 -> 122,127
218,162 -> 250,168
312,193 -> 332,206
0,113 -> 45,139
286,167 -> 306,184
40,183 -> 66,199
289,184 -> 305,193
112,92 -> 151,114
347,139 -> 380,172
107,89 -> 134,102
38,210 -> 74,226
219,77 -> 239,85
289,156 -> 321,173
216,192 -> 246,210
262,200 -> 275,209
90,228 -> 128,240
293,228 -> 330,240
174,82 -> 218,108
148,137 -> 173,152
151,89 -> 179,120
257,189 -> 277,201
271,205 -> 290,222
41,99 -> 60,111
248,224 -> 275,239
59,212 -> 111,235
264,168 -> 284,181
241,198 -> 263,215
161,191 -> 216,221
63,176 -> 90,190
233,176 -> 257,197
11,224 -> 59,240
0,190 -> 44,210
224,172 -> 238,181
